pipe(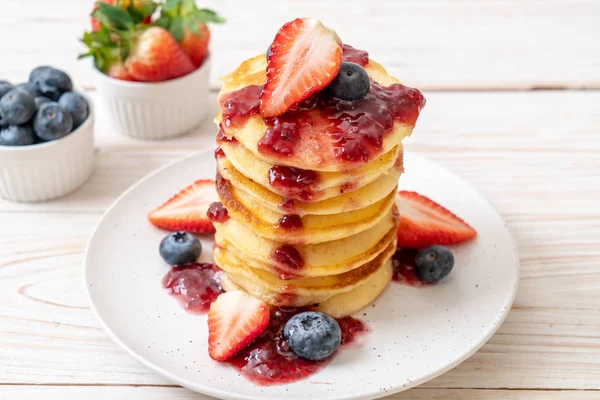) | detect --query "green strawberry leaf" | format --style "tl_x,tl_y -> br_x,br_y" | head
169,16 -> 185,42
81,32 -> 94,48
185,18 -> 200,36
153,15 -> 171,29
194,8 -> 225,23
162,0 -> 181,17
180,0 -> 196,16
127,5 -> 146,24
93,2 -> 134,30
139,0 -> 159,17
119,45 -> 130,66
